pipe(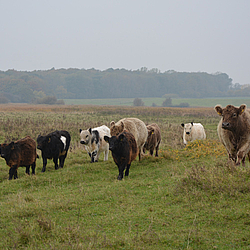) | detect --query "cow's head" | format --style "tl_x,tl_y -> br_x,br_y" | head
181,122 -> 194,135
79,128 -> 92,145
110,121 -> 124,136
0,142 -> 15,159
104,134 -> 125,152
214,104 -> 247,131
145,125 -> 155,146
36,135 -> 51,150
